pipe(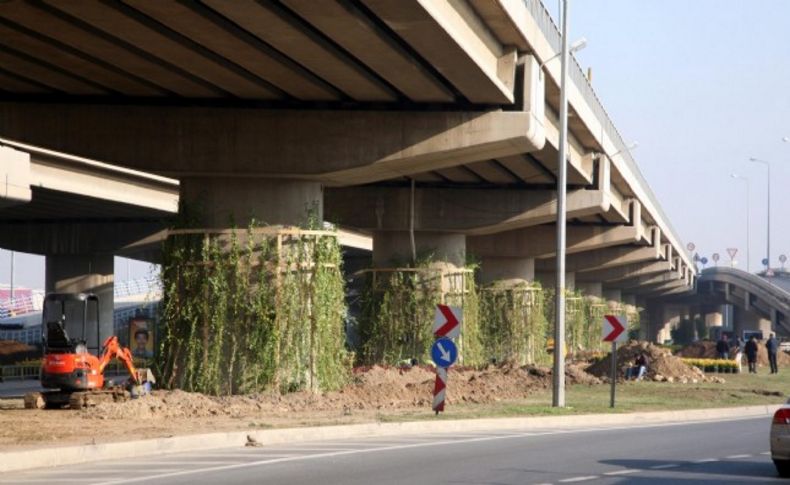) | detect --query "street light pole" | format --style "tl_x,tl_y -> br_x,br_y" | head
9,251 -> 14,304
748,158 -> 771,272
553,0 -> 570,408
731,174 -> 751,272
